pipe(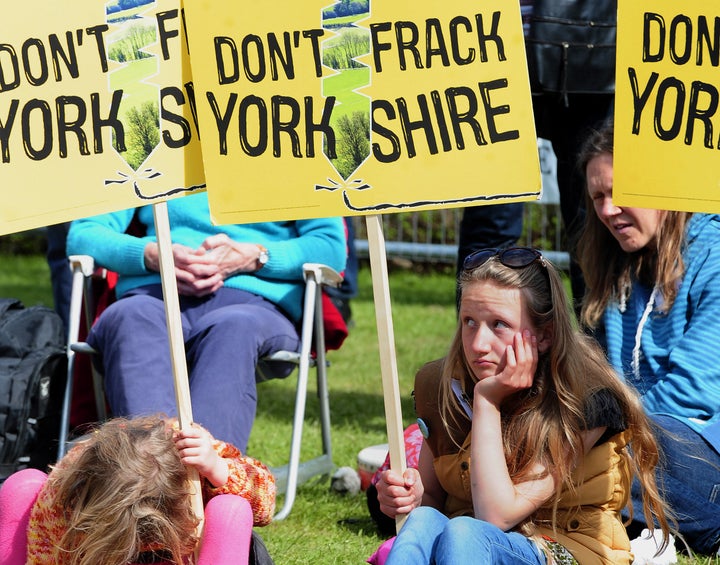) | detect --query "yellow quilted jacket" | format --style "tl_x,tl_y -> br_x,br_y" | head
414,359 -> 633,565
